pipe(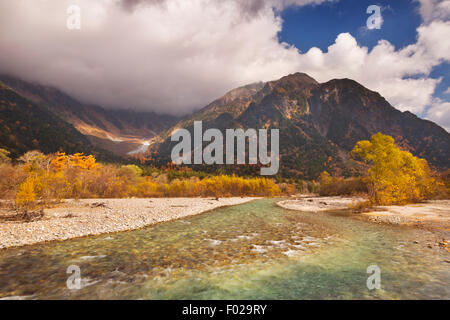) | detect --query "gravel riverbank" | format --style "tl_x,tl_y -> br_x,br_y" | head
277,196 -> 365,212
277,197 -> 450,231
361,200 -> 450,231
0,197 -> 257,249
